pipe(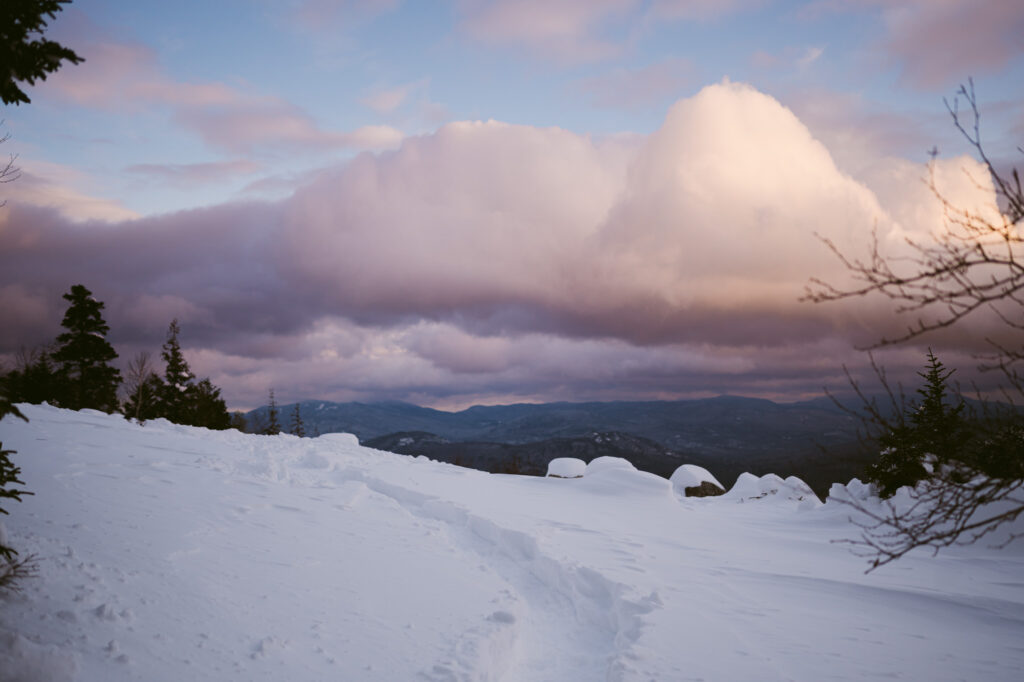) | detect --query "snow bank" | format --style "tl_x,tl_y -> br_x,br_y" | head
546,457 -> 585,478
